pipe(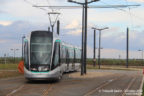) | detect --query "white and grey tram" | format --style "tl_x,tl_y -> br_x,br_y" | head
24,31 -> 81,80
